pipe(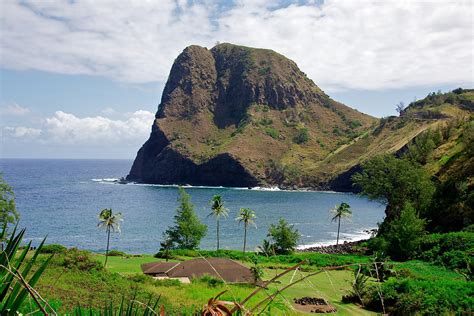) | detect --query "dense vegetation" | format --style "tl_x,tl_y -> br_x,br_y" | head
349,92 -> 474,314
